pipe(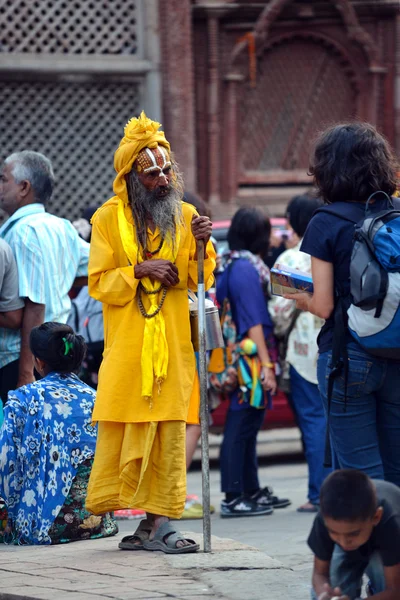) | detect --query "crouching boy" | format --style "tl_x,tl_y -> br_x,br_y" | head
308,470 -> 400,600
